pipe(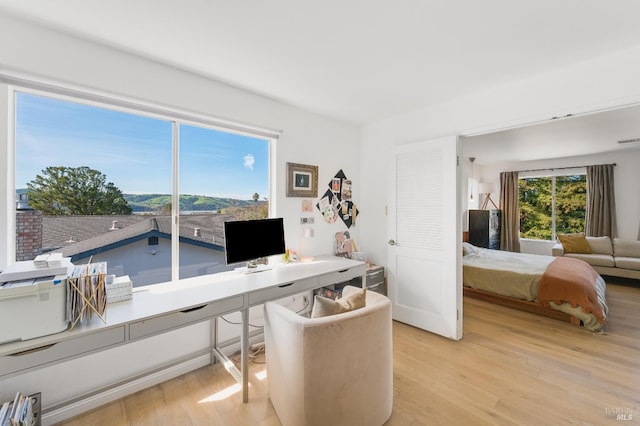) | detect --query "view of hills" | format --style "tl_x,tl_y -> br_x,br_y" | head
16,188 -> 262,213
123,194 -> 259,213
